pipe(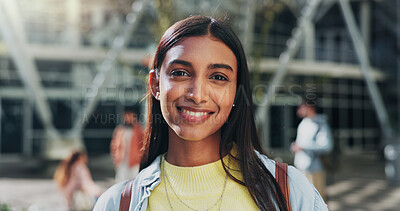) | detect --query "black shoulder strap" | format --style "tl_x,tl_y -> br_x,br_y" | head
120,179 -> 134,211
276,161 -> 291,211
313,121 -> 322,142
